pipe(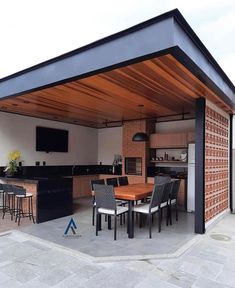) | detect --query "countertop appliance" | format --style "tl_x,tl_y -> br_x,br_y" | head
187,143 -> 195,212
